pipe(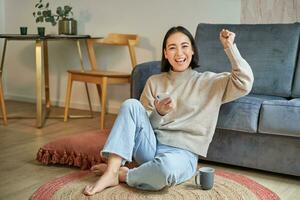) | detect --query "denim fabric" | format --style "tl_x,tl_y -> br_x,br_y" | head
217,94 -> 286,133
101,99 -> 198,191
195,23 -> 300,97
101,99 -> 156,164
127,143 -> 198,190
258,98 -> 300,137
